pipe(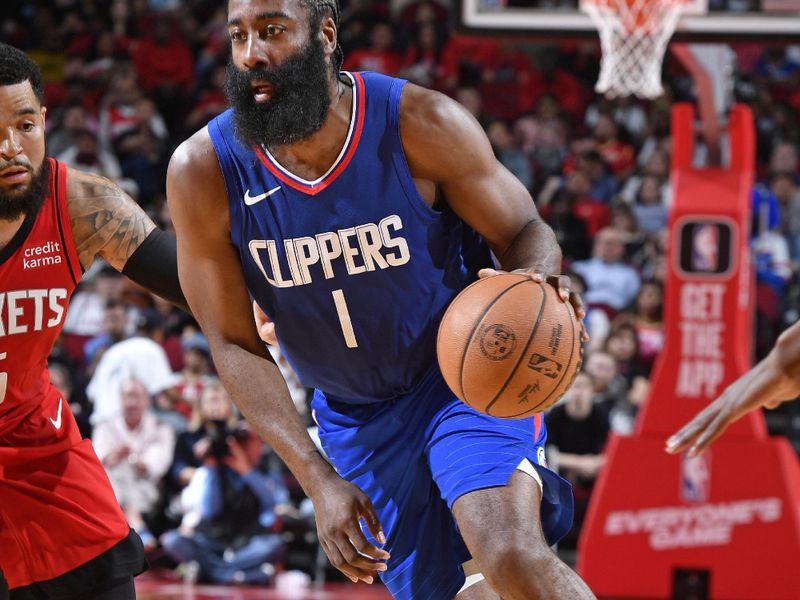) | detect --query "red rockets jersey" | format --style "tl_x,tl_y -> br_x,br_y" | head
0,158 -> 81,445
0,159 -> 137,591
